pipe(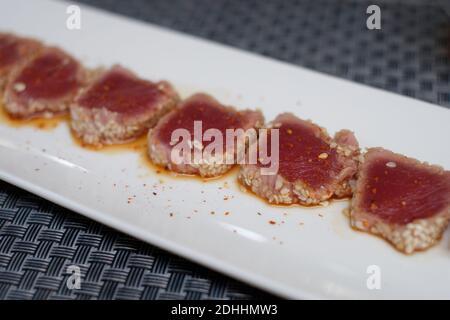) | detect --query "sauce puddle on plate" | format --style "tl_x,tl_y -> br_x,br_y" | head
71,129 -> 238,183
0,104 -> 68,130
